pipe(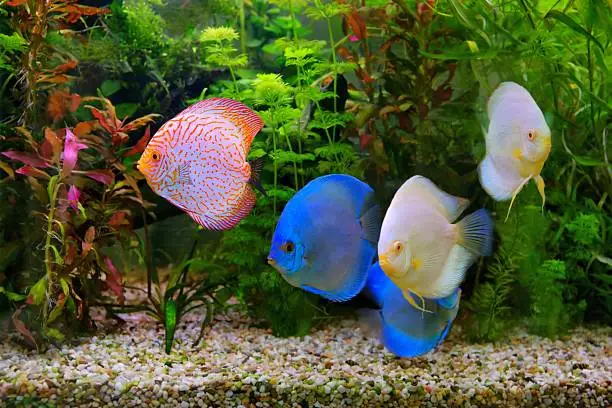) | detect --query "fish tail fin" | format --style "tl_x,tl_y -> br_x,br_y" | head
248,156 -> 266,196
456,208 -> 494,256
356,308 -> 383,339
